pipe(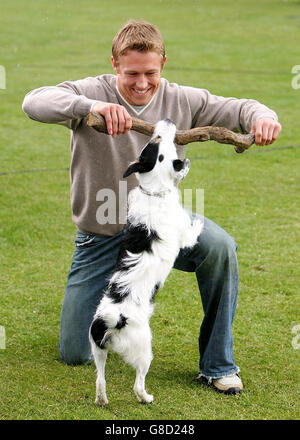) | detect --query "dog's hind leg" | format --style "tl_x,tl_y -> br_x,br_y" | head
92,344 -> 108,406
132,330 -> 154,404
134,363 -> 153,404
